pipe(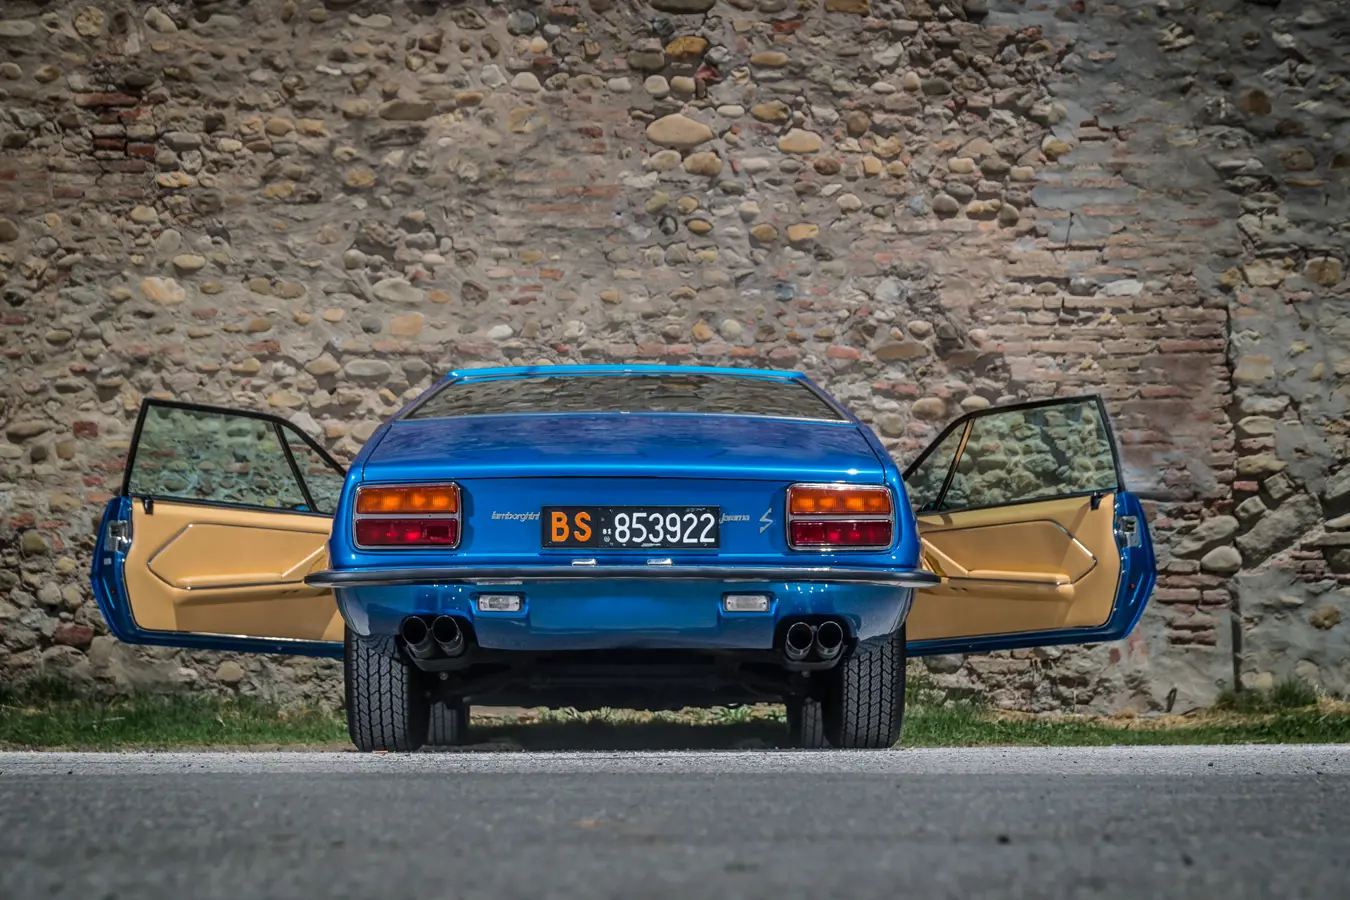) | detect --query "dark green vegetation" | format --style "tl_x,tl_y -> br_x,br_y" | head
0,681 -> 348,751
896,676 -> 1350,748
1,677 -> 1346,751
